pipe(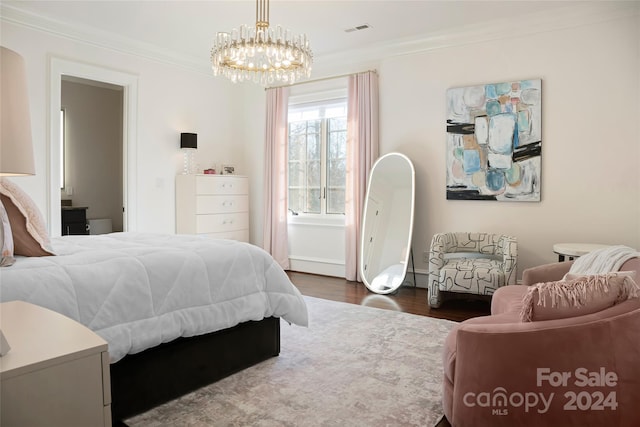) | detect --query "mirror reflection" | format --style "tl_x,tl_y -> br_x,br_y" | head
360,153 -> 415,294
